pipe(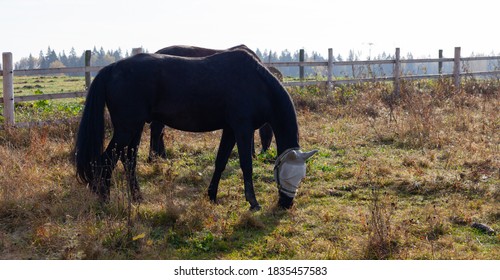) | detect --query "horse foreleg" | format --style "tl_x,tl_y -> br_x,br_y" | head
235,128 -> 261,211
208,128 -> 235,203
251,133 -> 256,157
